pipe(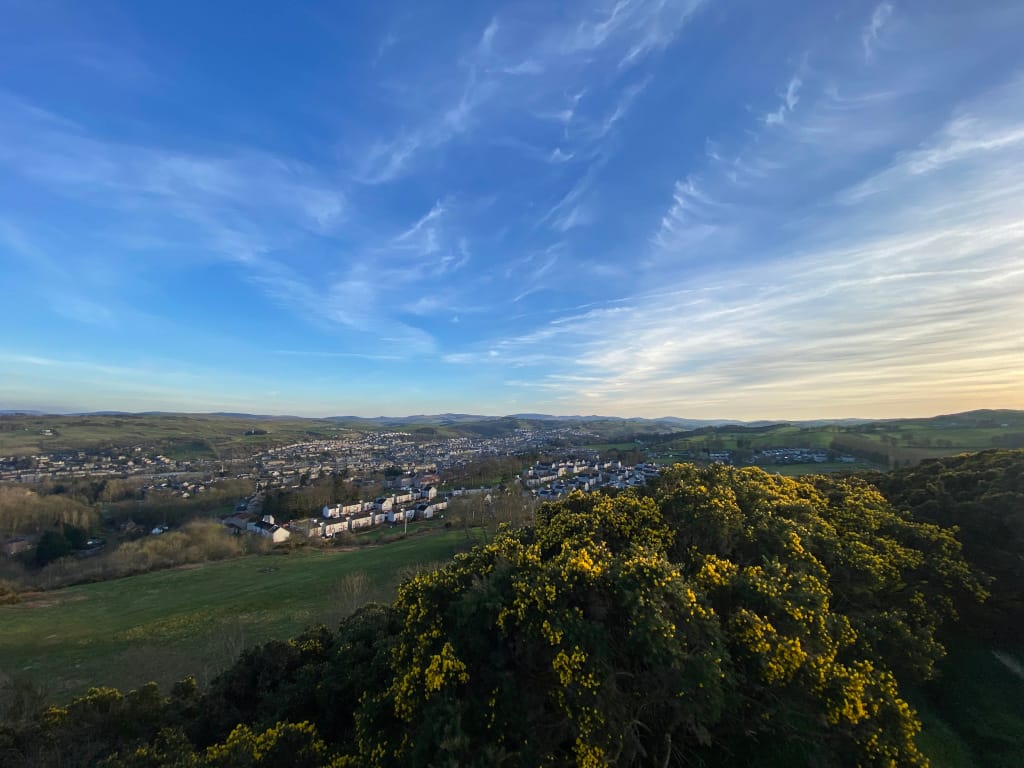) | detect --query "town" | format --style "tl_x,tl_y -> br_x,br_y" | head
6,408 -> 971,563
0,423 -> 595,497
245,456 -> 669,543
